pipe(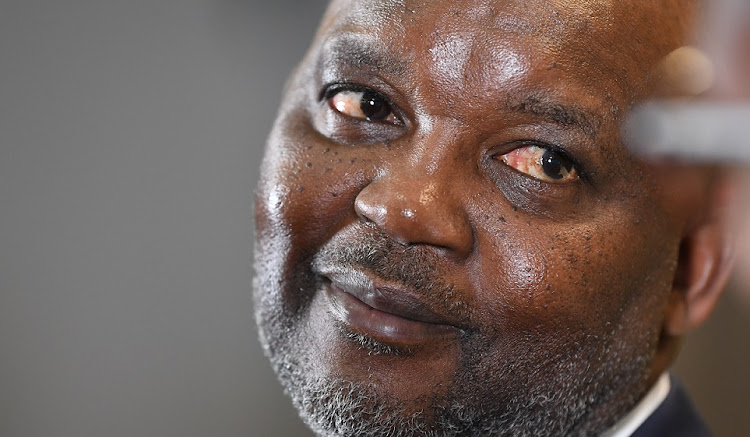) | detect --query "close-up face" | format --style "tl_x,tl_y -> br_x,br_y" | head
254,0 -> 706,435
